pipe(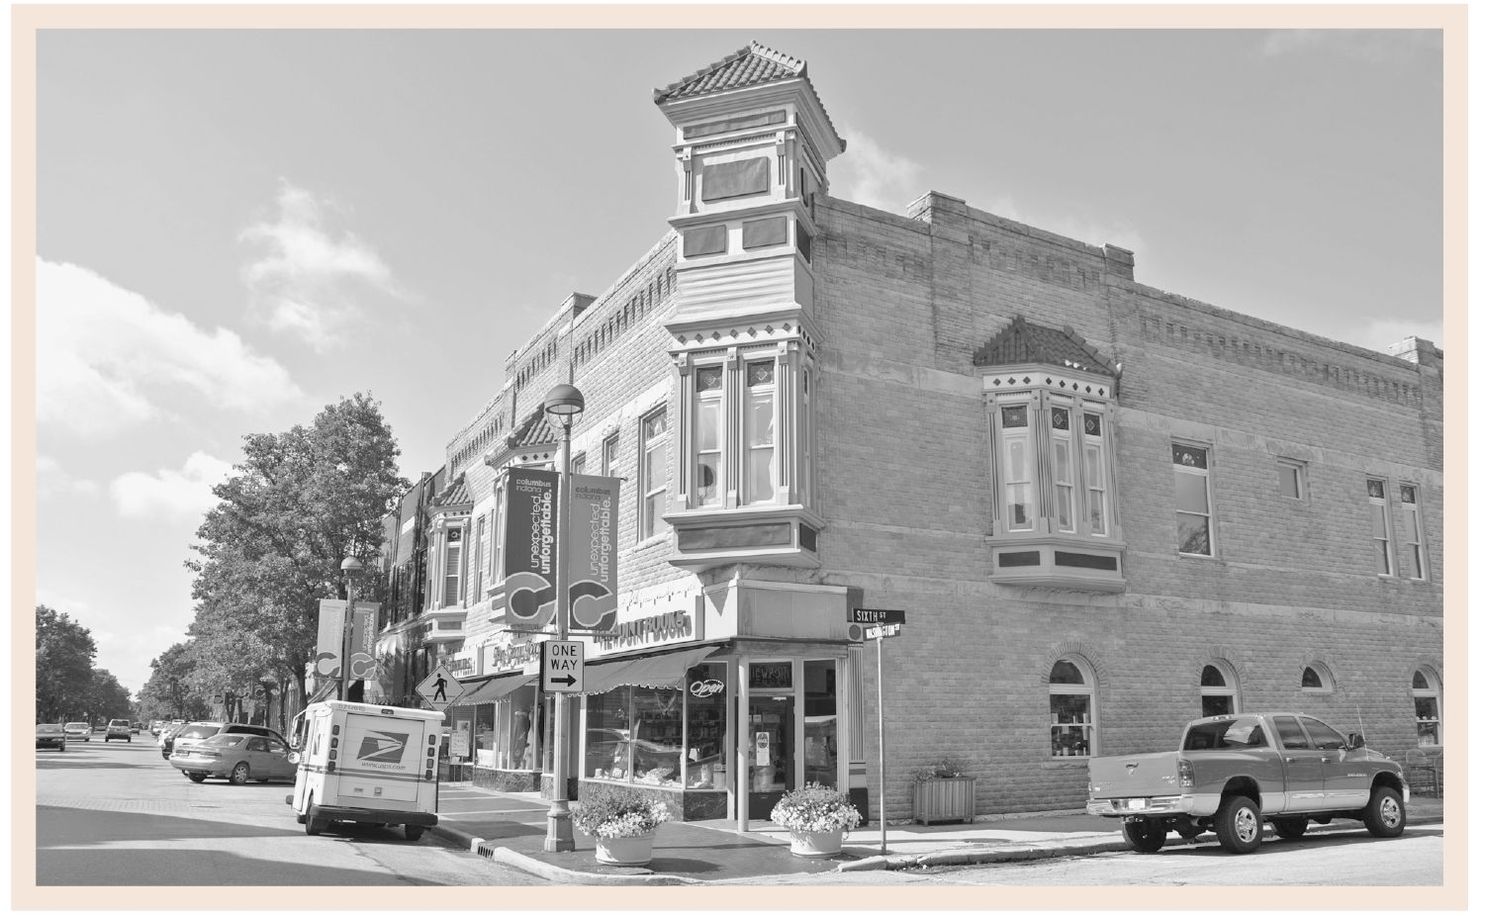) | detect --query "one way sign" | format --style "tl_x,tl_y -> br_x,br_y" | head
541,640 -> 584,693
